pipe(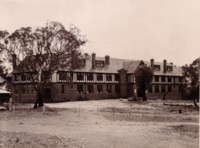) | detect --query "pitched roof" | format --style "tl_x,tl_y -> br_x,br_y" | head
144,61 -> 182,76
123,60 -> 142,73
63,56 -> 131,73
16,54 -> 183,76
